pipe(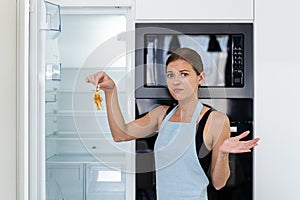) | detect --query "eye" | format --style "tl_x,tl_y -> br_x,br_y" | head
166,73 -> 175,79
180,72 -> 189,77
